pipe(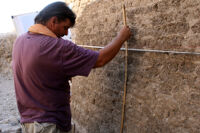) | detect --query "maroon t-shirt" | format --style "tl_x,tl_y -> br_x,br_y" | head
12,32 -> 99,131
